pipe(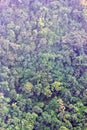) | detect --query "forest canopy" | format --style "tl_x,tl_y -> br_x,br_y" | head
0,0 -> 87,130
